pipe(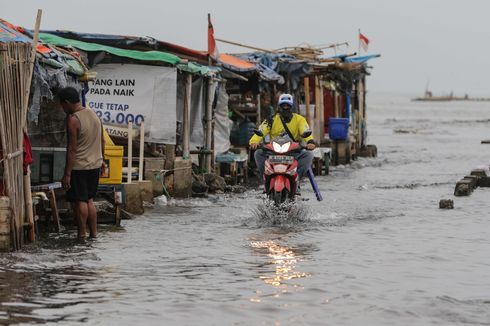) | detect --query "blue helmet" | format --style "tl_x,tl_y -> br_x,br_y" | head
278,93 -> 294,108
